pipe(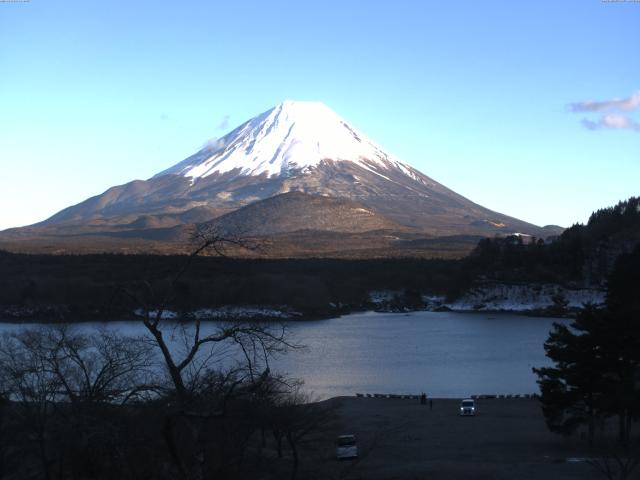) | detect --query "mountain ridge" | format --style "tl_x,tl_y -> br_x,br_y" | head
1,100 -> 562,256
